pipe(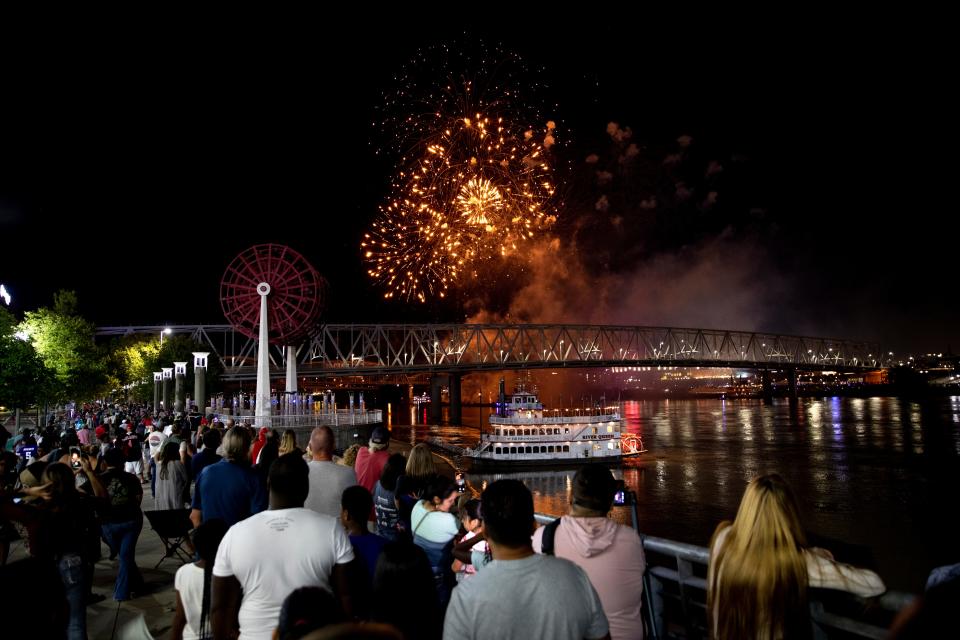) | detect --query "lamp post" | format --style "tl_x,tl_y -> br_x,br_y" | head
160,327 -> 171,346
